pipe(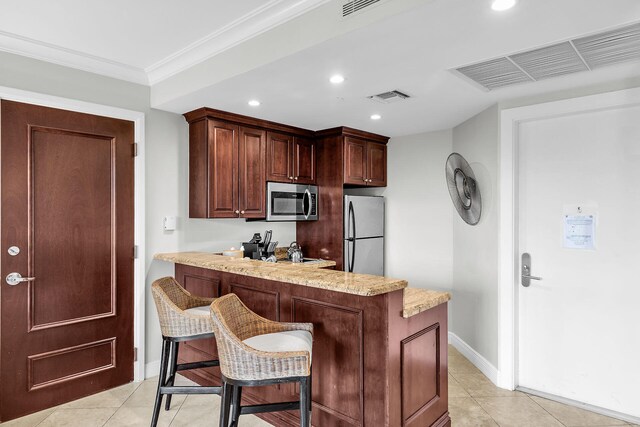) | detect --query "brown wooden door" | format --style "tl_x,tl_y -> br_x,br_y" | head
238,127 -> 266,218
366,141 -> 387,187
266,132 -> 293,183
0,100 -> 135,421
292,137 -> 316,184
208,120 -> 239,218
343,137 -> 367,185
